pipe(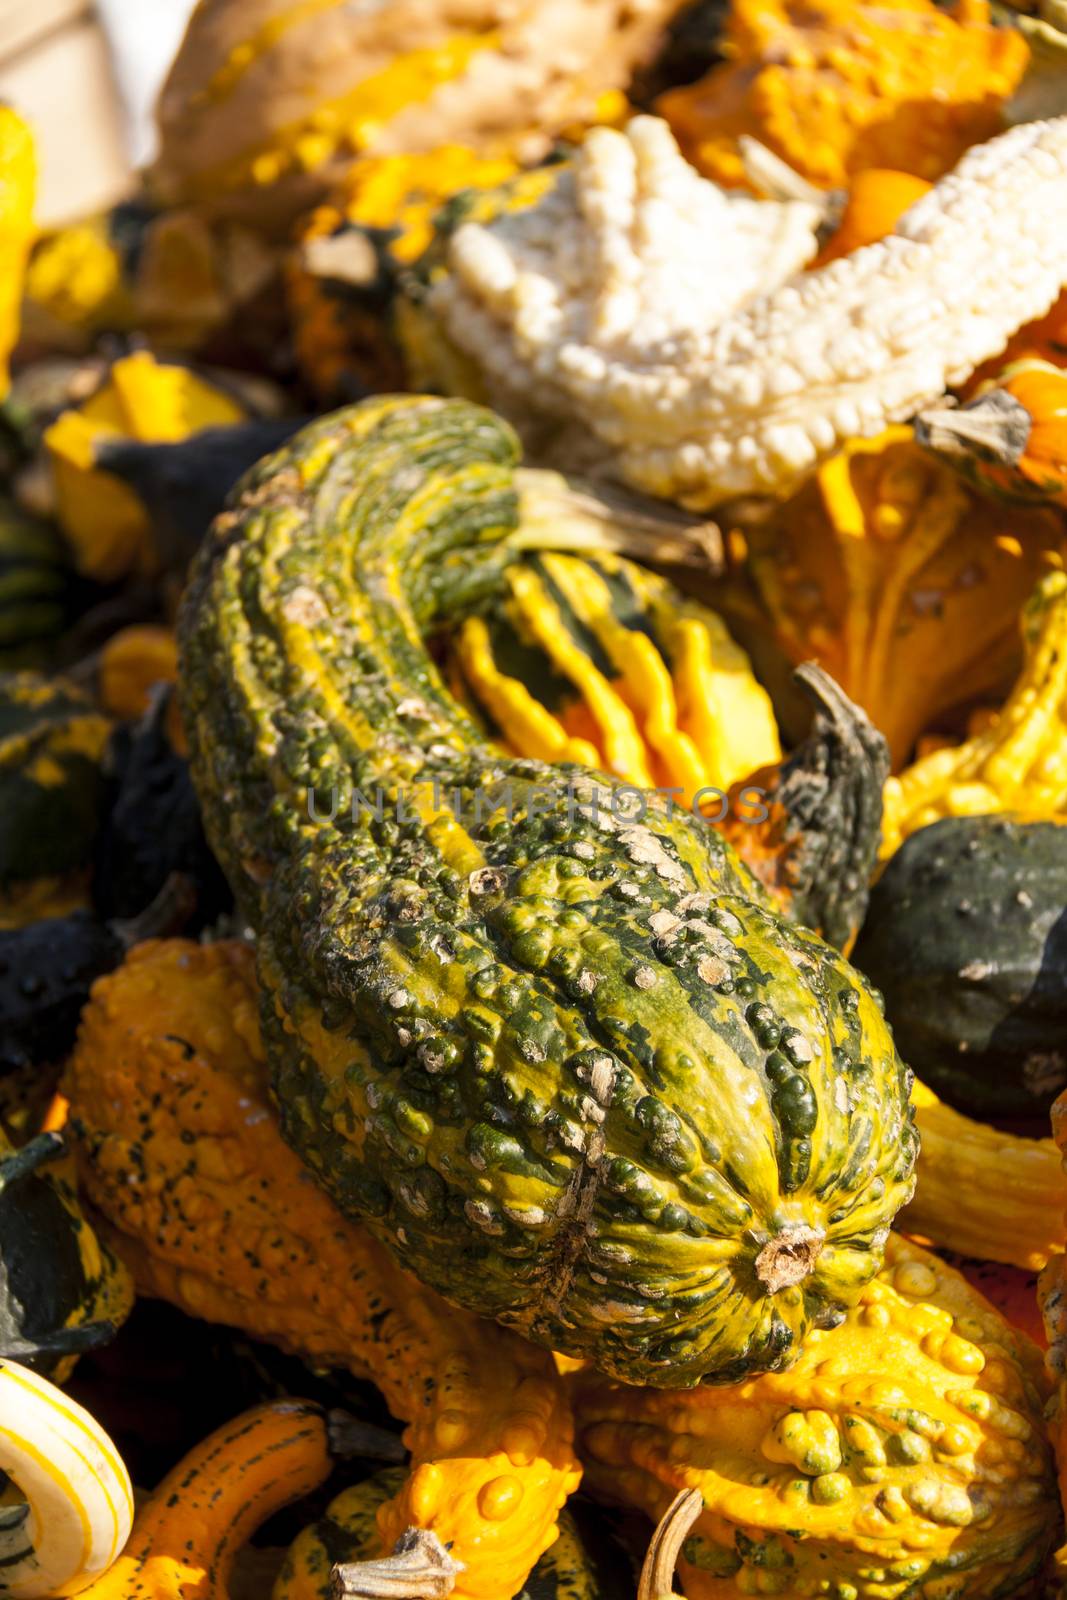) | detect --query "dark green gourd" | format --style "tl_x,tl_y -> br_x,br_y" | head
854,814 -> 1067,1119
178,396 -> 916,1388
